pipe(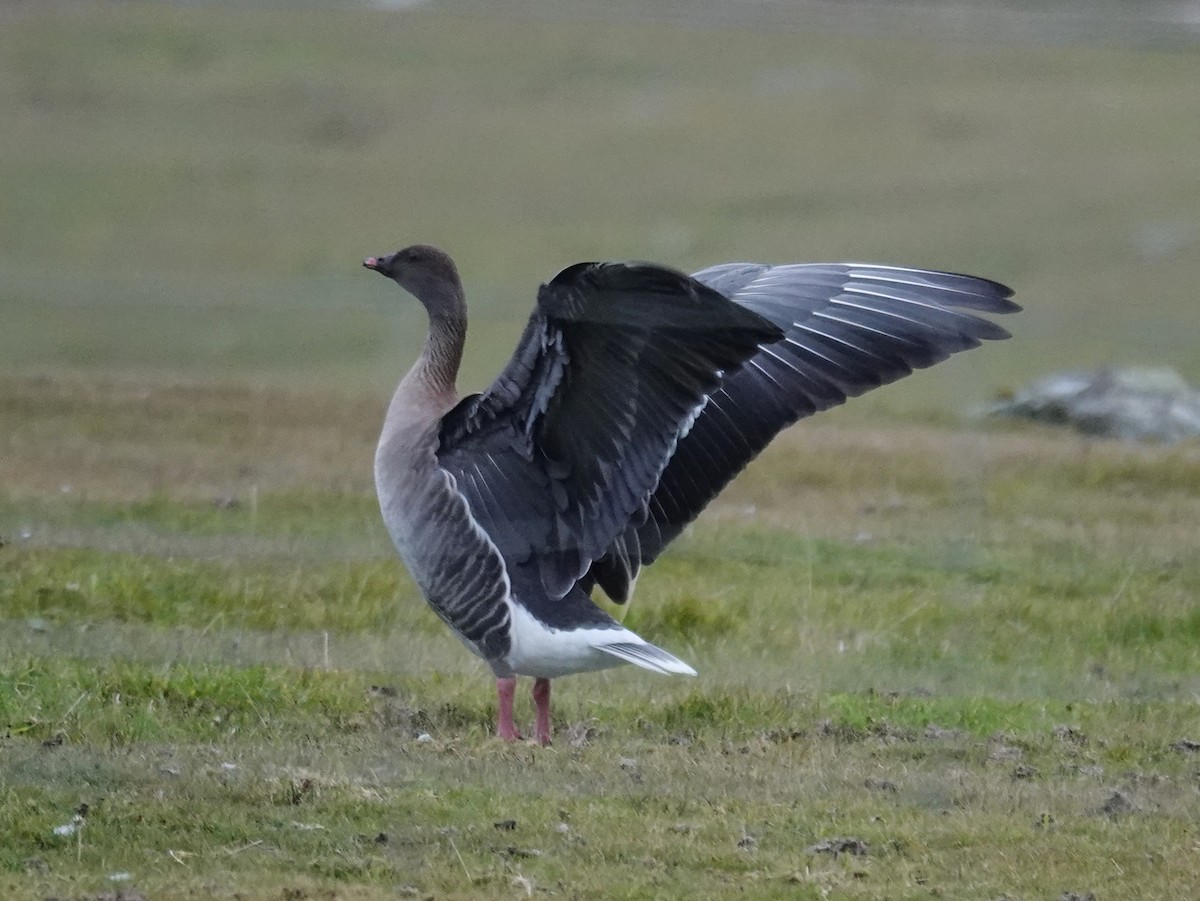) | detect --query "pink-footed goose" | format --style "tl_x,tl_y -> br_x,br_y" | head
365,244 -> 1017,745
